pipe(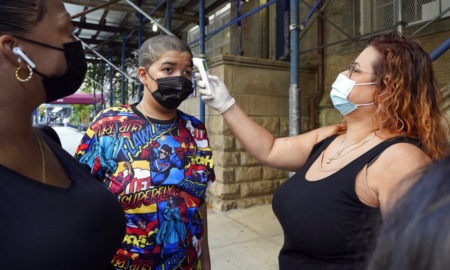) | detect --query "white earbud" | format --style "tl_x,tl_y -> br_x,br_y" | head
12,47 -> 36,69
